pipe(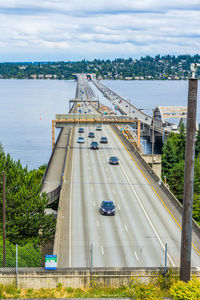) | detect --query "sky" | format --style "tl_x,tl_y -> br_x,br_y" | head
0,0 -> 200,62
